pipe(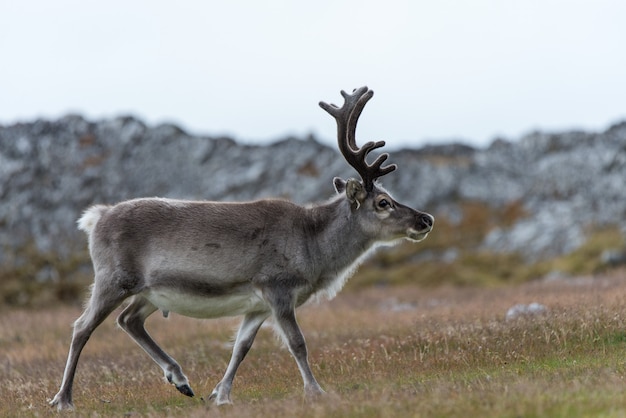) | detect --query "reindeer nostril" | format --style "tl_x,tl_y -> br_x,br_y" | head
420,214 -> 433,229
